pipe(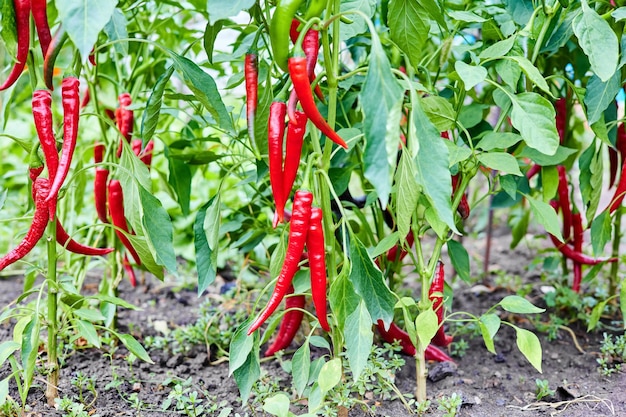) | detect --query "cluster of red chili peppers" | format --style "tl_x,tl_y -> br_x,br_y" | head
92,93 -> 155,286
0,77 -> 117,271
